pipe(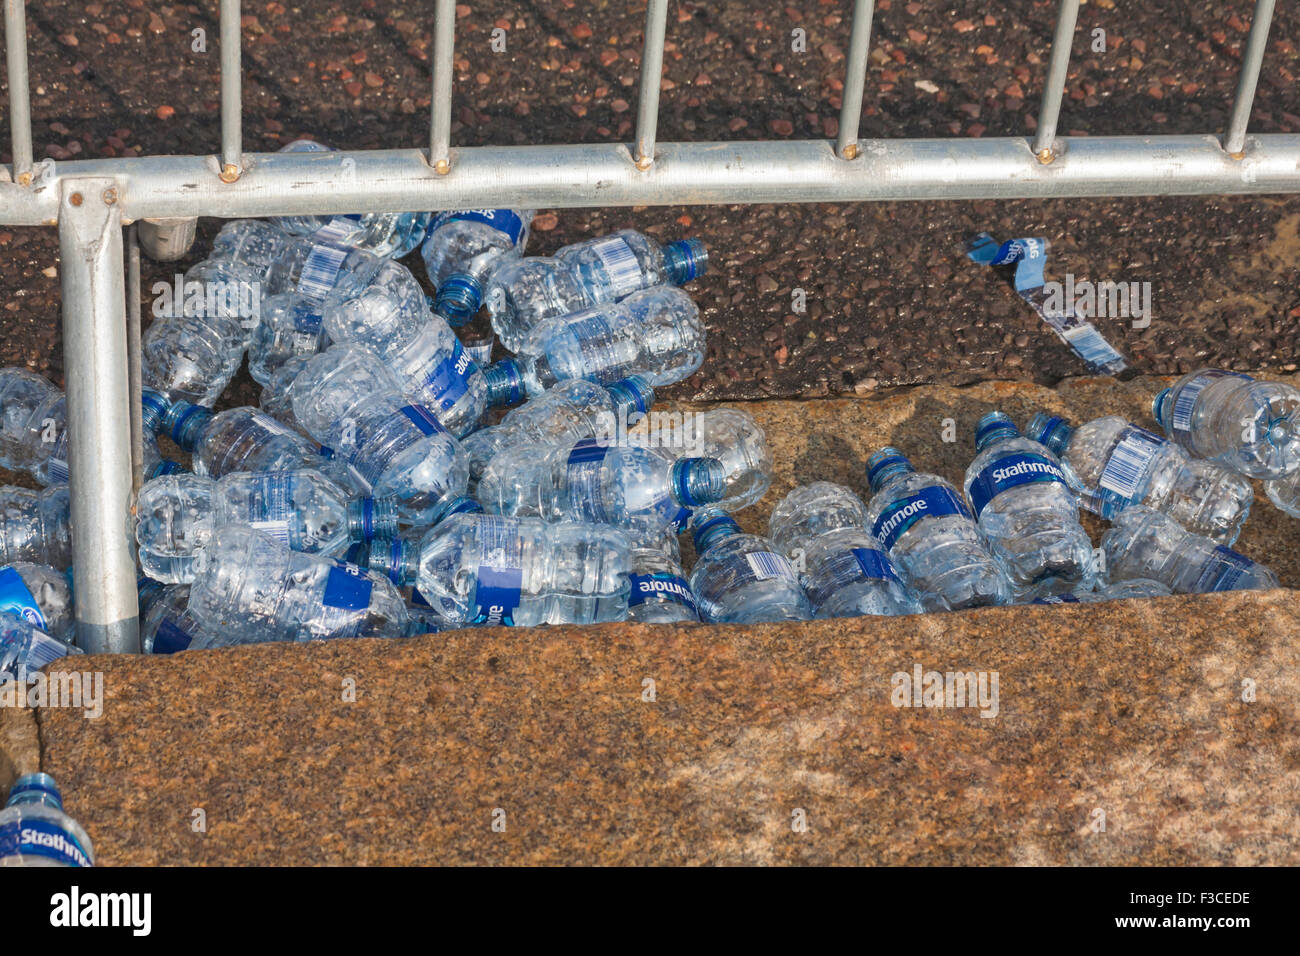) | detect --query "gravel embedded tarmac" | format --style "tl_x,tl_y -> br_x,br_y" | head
1,1 -> 1297,409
